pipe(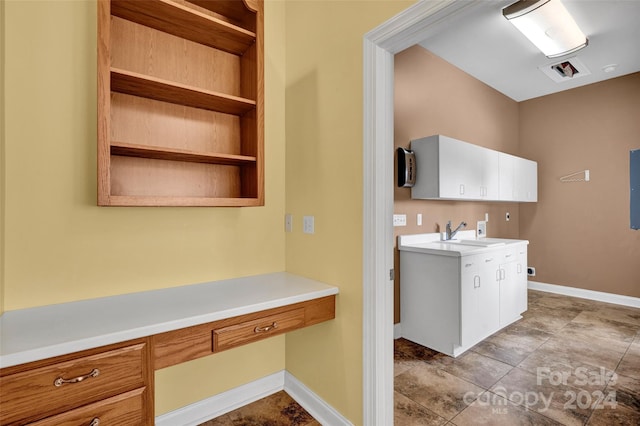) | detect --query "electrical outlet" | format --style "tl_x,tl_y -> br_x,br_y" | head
393,214 -> 407,227
506,212 -> 510,221
303,216 -> 315,234
285,214 -> 293,232
527,266 -> 536,277
477,221 -> 486,238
